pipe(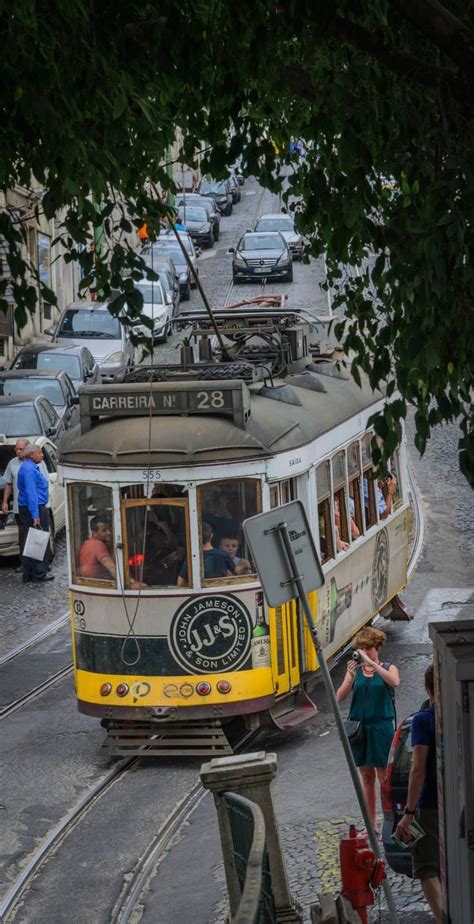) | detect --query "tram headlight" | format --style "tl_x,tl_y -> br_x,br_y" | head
116,683 -> 129,697
100,682 -> 112,696
196,681 -> 211,696
217,680 -> 232,694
